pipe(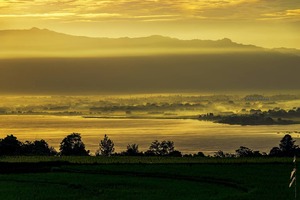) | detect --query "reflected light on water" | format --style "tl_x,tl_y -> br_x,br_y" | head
0,115 -> 299,155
